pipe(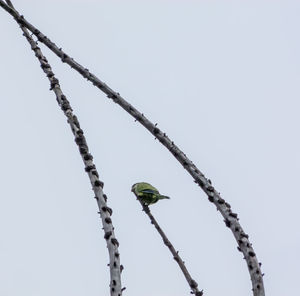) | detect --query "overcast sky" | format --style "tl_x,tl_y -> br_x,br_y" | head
1,1 -> 299,295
